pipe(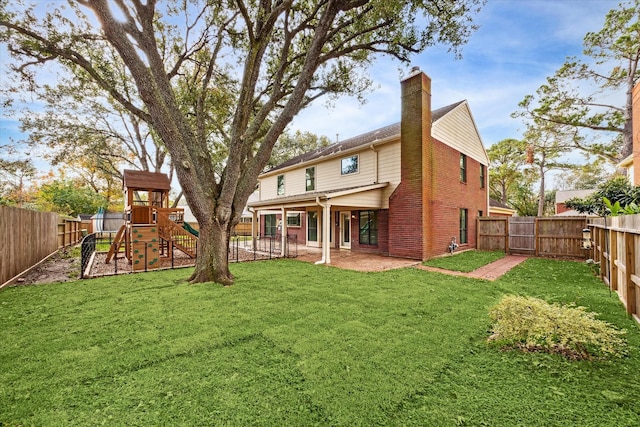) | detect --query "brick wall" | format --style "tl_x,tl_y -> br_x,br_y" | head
388,69 -> 487,260
388,70 -> 431,259
555,203 -> 570,214
426,138 -> 487,258
349,209 -> 389,255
